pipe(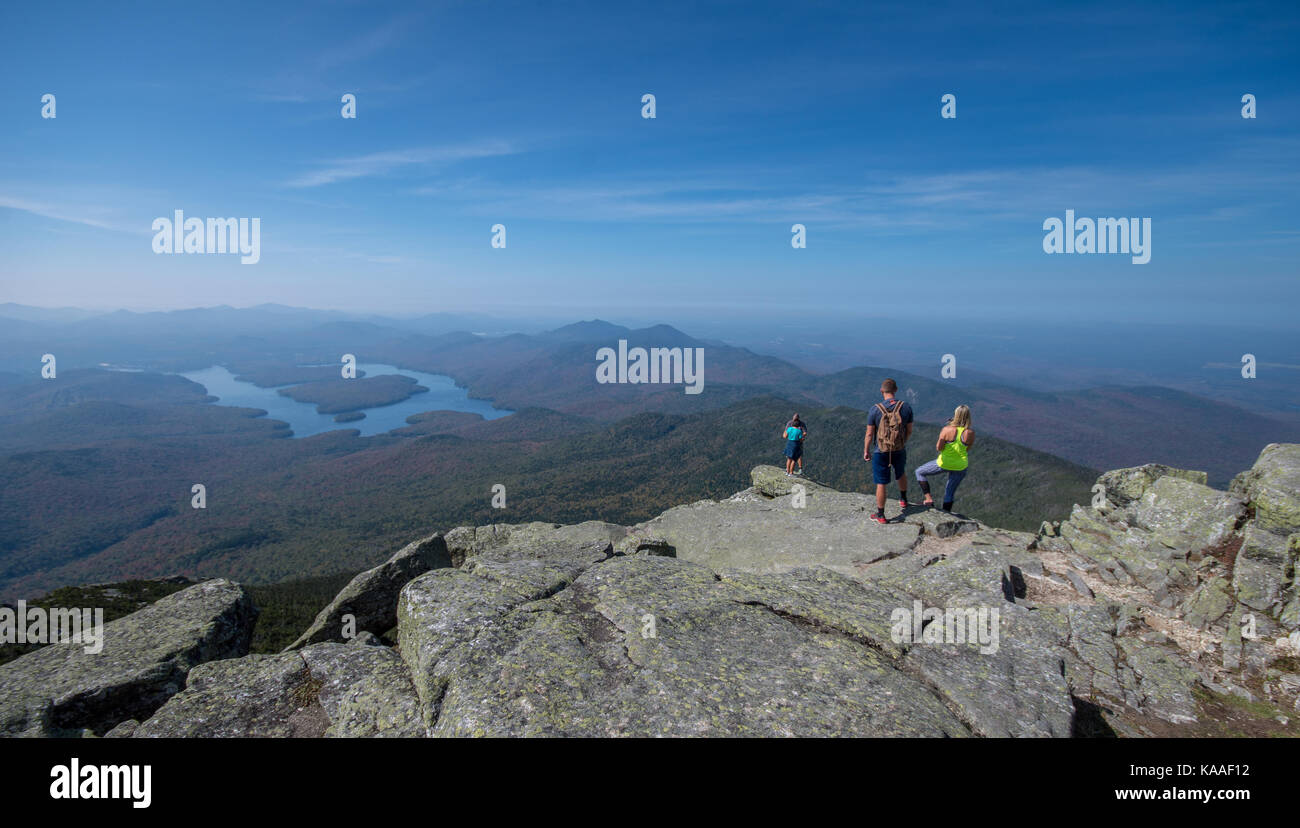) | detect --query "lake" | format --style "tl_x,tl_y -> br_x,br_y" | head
179,363 -> 512,438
